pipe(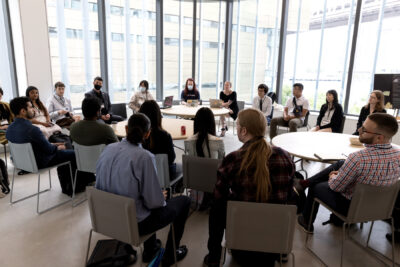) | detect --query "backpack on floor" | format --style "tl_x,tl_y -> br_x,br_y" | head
86,239 -> 137,267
